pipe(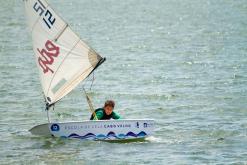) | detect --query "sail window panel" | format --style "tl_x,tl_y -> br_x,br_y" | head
51,78 -> 67,94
